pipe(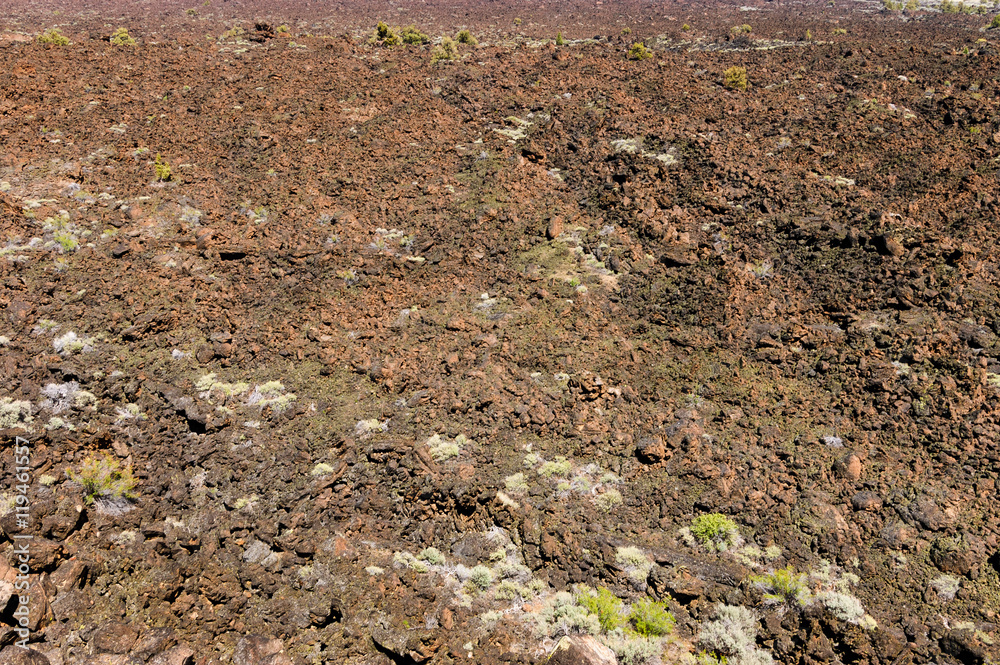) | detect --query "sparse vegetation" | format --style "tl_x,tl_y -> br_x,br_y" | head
372,22 -> 399,46
66,453 -> 138,505
110,27 -> 136,46
456,29 -> 478,45
37,28 -> 70,45
555,31 -> 564,46
399,25 -> 430,44
628,598 -> 675,637
750,567 -> 809,605
154,154 -> 172,181
698,604 -> 771,664
689,513 -> 741,551
627,42 -> 652,60
723,66 -> 748,91
431,37 -> 460,62
0,398 -> 33,429
577,586 -> 624,632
